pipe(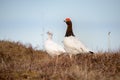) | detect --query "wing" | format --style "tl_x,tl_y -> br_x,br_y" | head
63,36 -> 89,53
